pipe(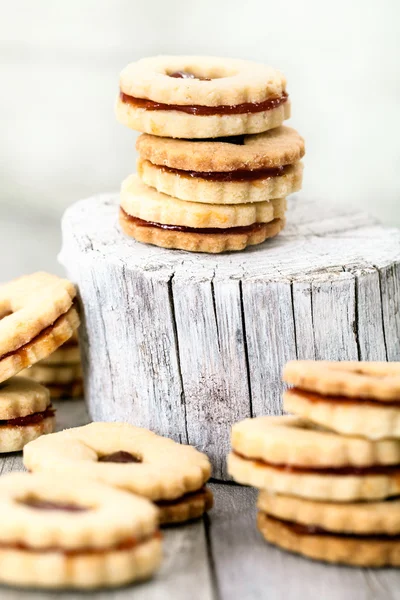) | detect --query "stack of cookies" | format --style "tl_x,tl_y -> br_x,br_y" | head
0,272 -> 79,452
116,55 -> 305,253
21,330 -> 83,399
228,360 -> 400,567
